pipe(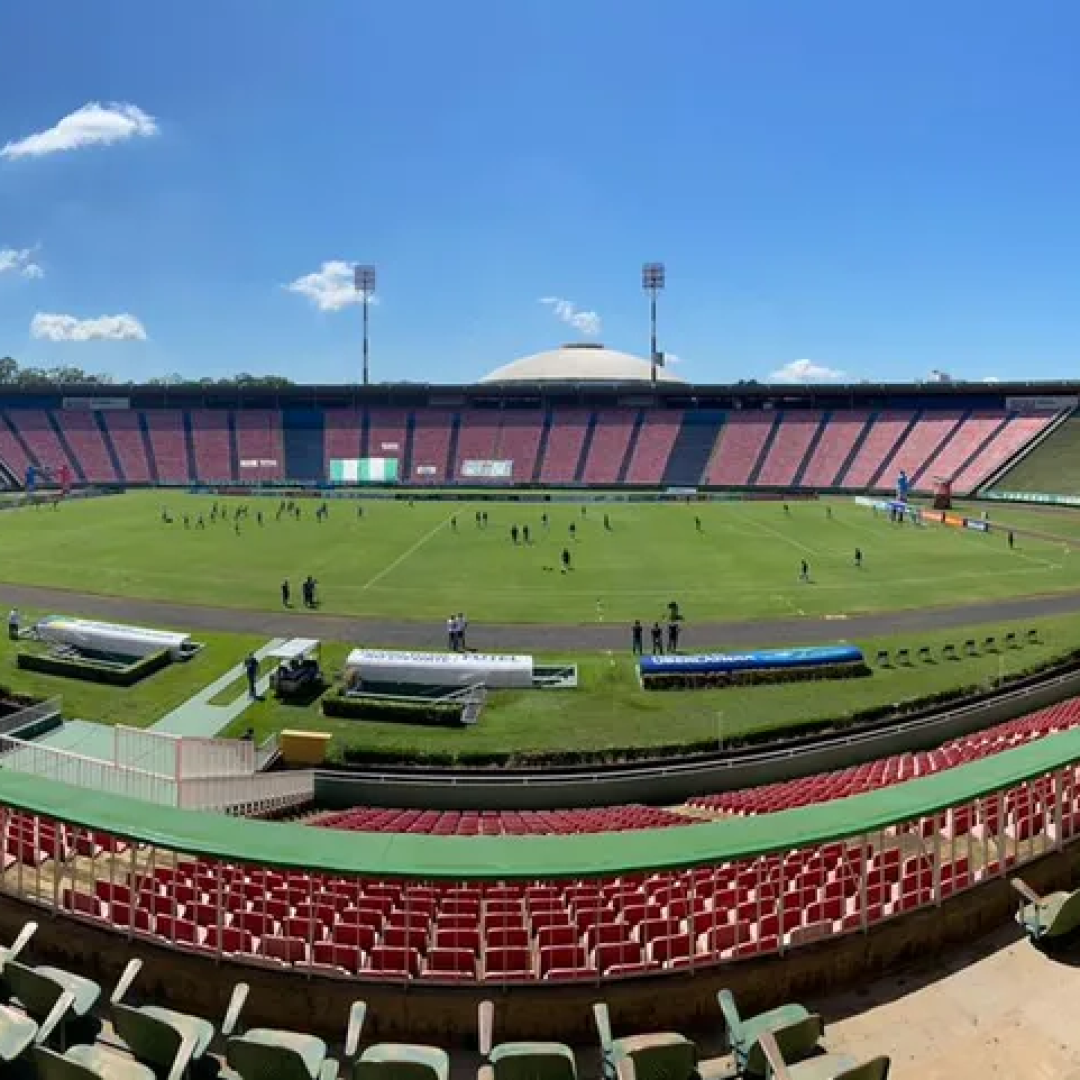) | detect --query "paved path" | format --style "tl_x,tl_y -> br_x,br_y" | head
2,581 -> 1080,652
150,637 -> 286,737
